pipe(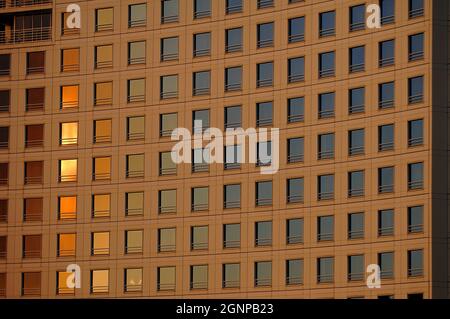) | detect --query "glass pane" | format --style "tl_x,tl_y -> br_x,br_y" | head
59,196 -> 76,219
61,85 -> 79,108
60,122 -> 78,145
60,159 -> 77,181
